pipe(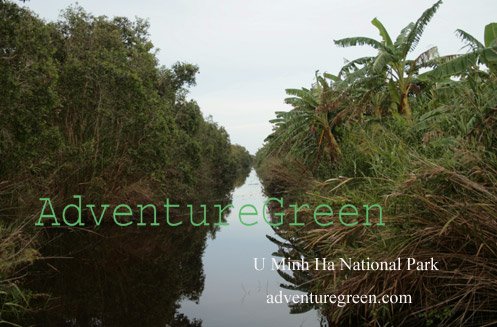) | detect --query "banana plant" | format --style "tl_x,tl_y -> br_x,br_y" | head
422,22 -> 497,80
334,0 -> 443,120
264,74 -> 352,168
